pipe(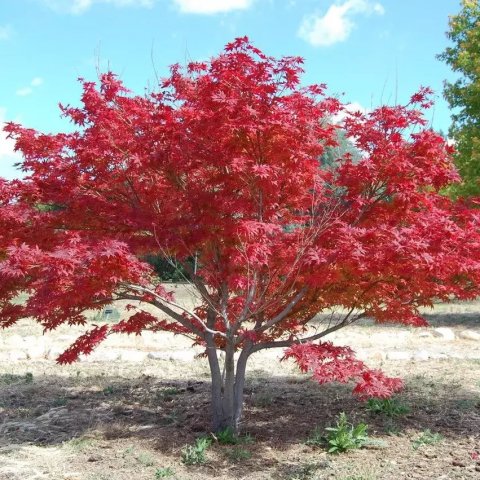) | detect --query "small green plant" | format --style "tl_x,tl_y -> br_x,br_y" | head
412,429 -> 443,450
216,426 -> 238,445
181,436 -> 212,465
155,387 -> 181,403
25,372 -> 34,383
324,412 -> 369,454
226,446 -> 252,462
366,397 -> 409,417
213,427 -> 254,445
65,436 -> 95,451
155,467 -> 175,478
102,385 -> 116,395
137,451 -> 155,466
